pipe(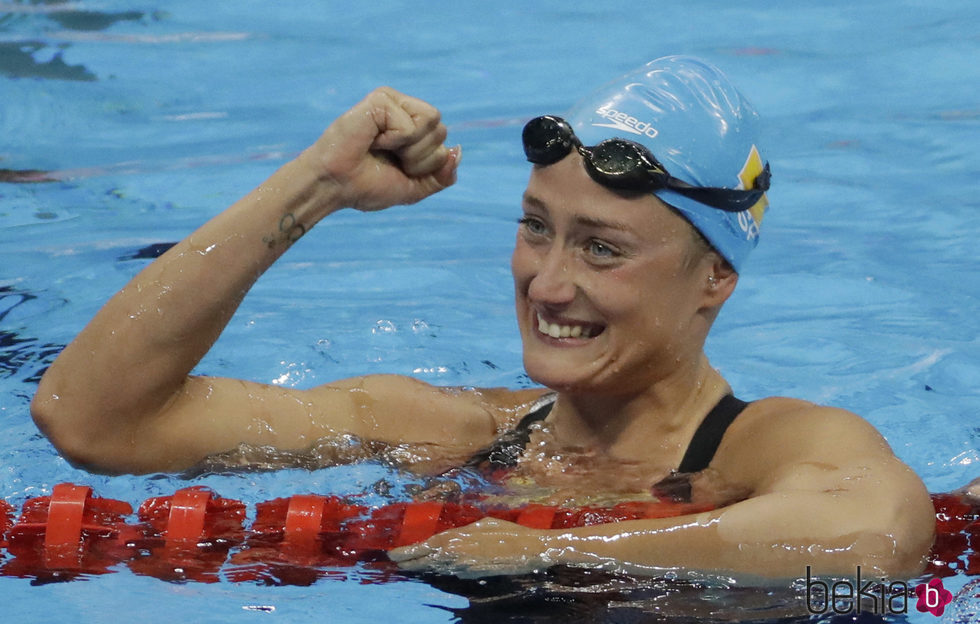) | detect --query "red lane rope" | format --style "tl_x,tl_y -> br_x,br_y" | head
4,484 -> 133,579
284,494 -> 328,545
41,483 -> 90,568
0,498 -> 14,552
396,502 -> 444,548
165,487 -> 211,546
928,493 -> 980,578
0,484 -> 975,583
